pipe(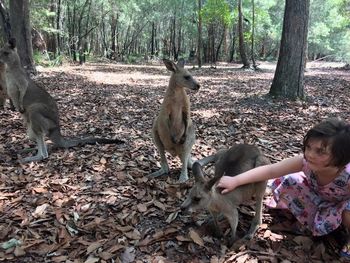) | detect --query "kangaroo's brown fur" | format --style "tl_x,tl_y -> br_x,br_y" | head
150,59 -> 200,182
0,55 -> 18,111
0,62 -> 8,109
0,38 -> 123,163
0,39 -> 27,112
181,144 -> 269,245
